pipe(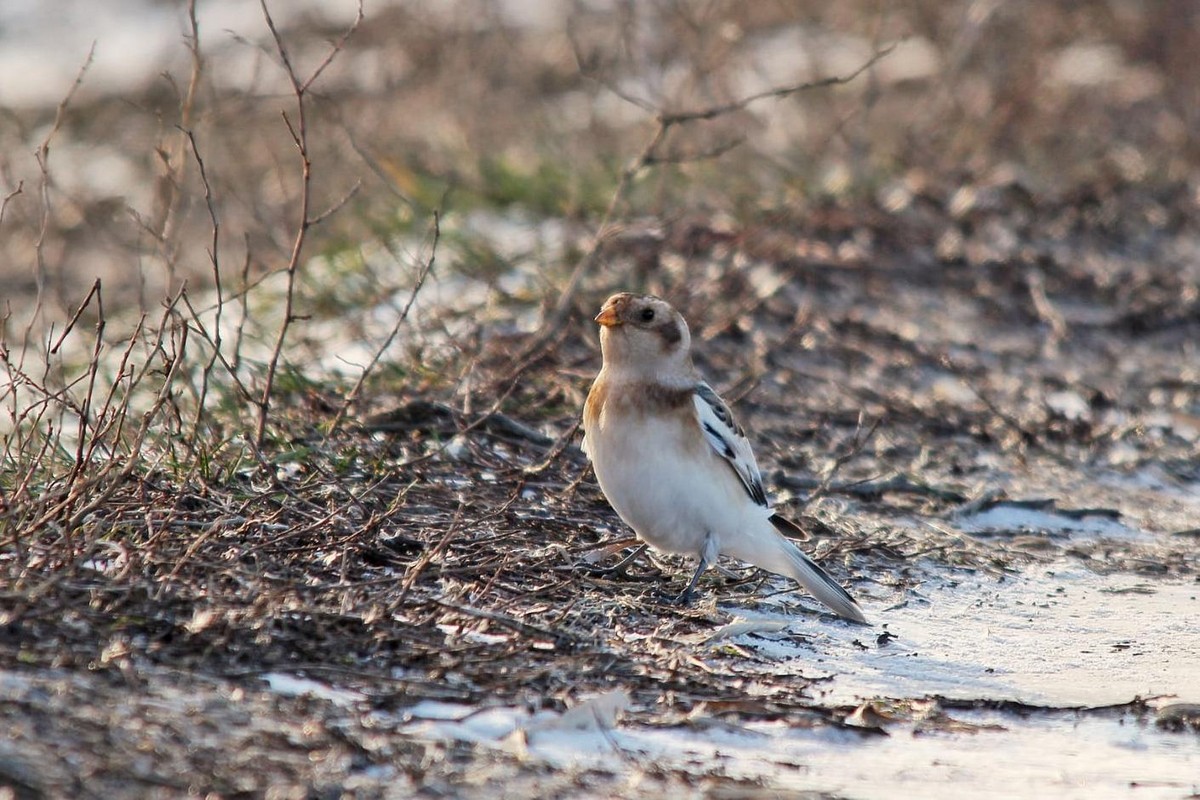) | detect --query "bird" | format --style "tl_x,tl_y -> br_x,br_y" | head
581,292 -> 867,624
